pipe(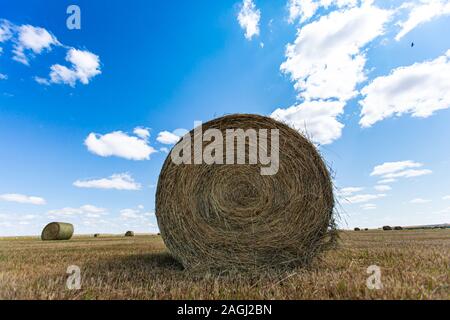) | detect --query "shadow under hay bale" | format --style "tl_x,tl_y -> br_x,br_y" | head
125,231 -> 135,237
156,114 -> 336,271
41,222 -> 74,241
383,226 -> 392,231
